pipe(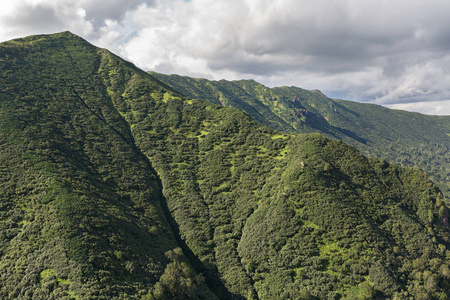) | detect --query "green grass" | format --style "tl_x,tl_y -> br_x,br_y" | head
39,269 -> 56,284
302,219 -> 321,229
1,32 -> 449,300
271,134 -> 288,140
